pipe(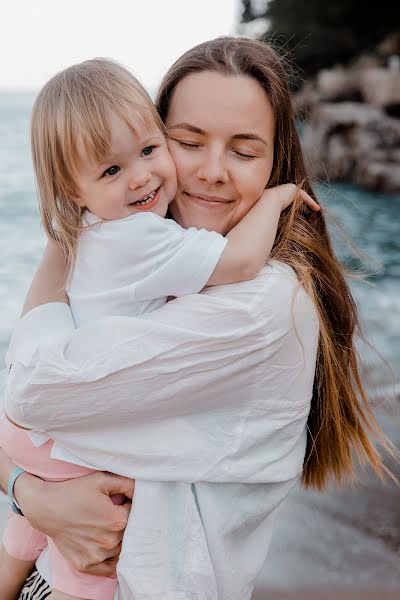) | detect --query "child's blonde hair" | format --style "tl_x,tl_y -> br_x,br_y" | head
31,58 -> 164,271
